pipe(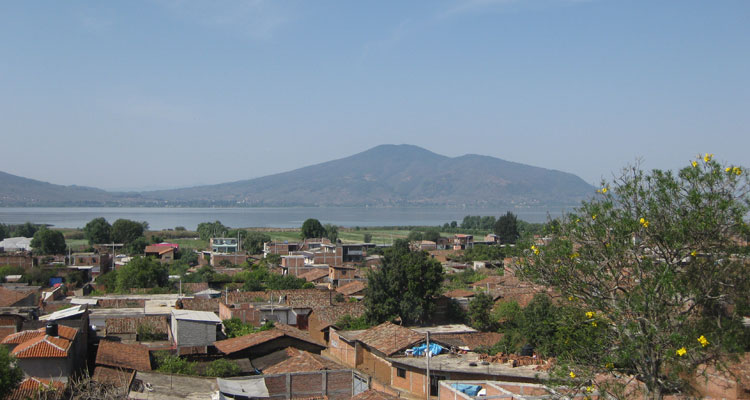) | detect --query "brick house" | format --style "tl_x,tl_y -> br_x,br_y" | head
256,347 -> 345,374
1,322 -> 86,382
329,265 -> 357,287
453,234 -> 474,250
299,268 -> 330,284
144,245 -> 176,264
170,309 -> 222,353
307,303 -> 367,344
0,286 -> 37,308
336,281 -> 367,298
94,339 -> 152,386
215,323 -> 325,361
105,315 -> 170,342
